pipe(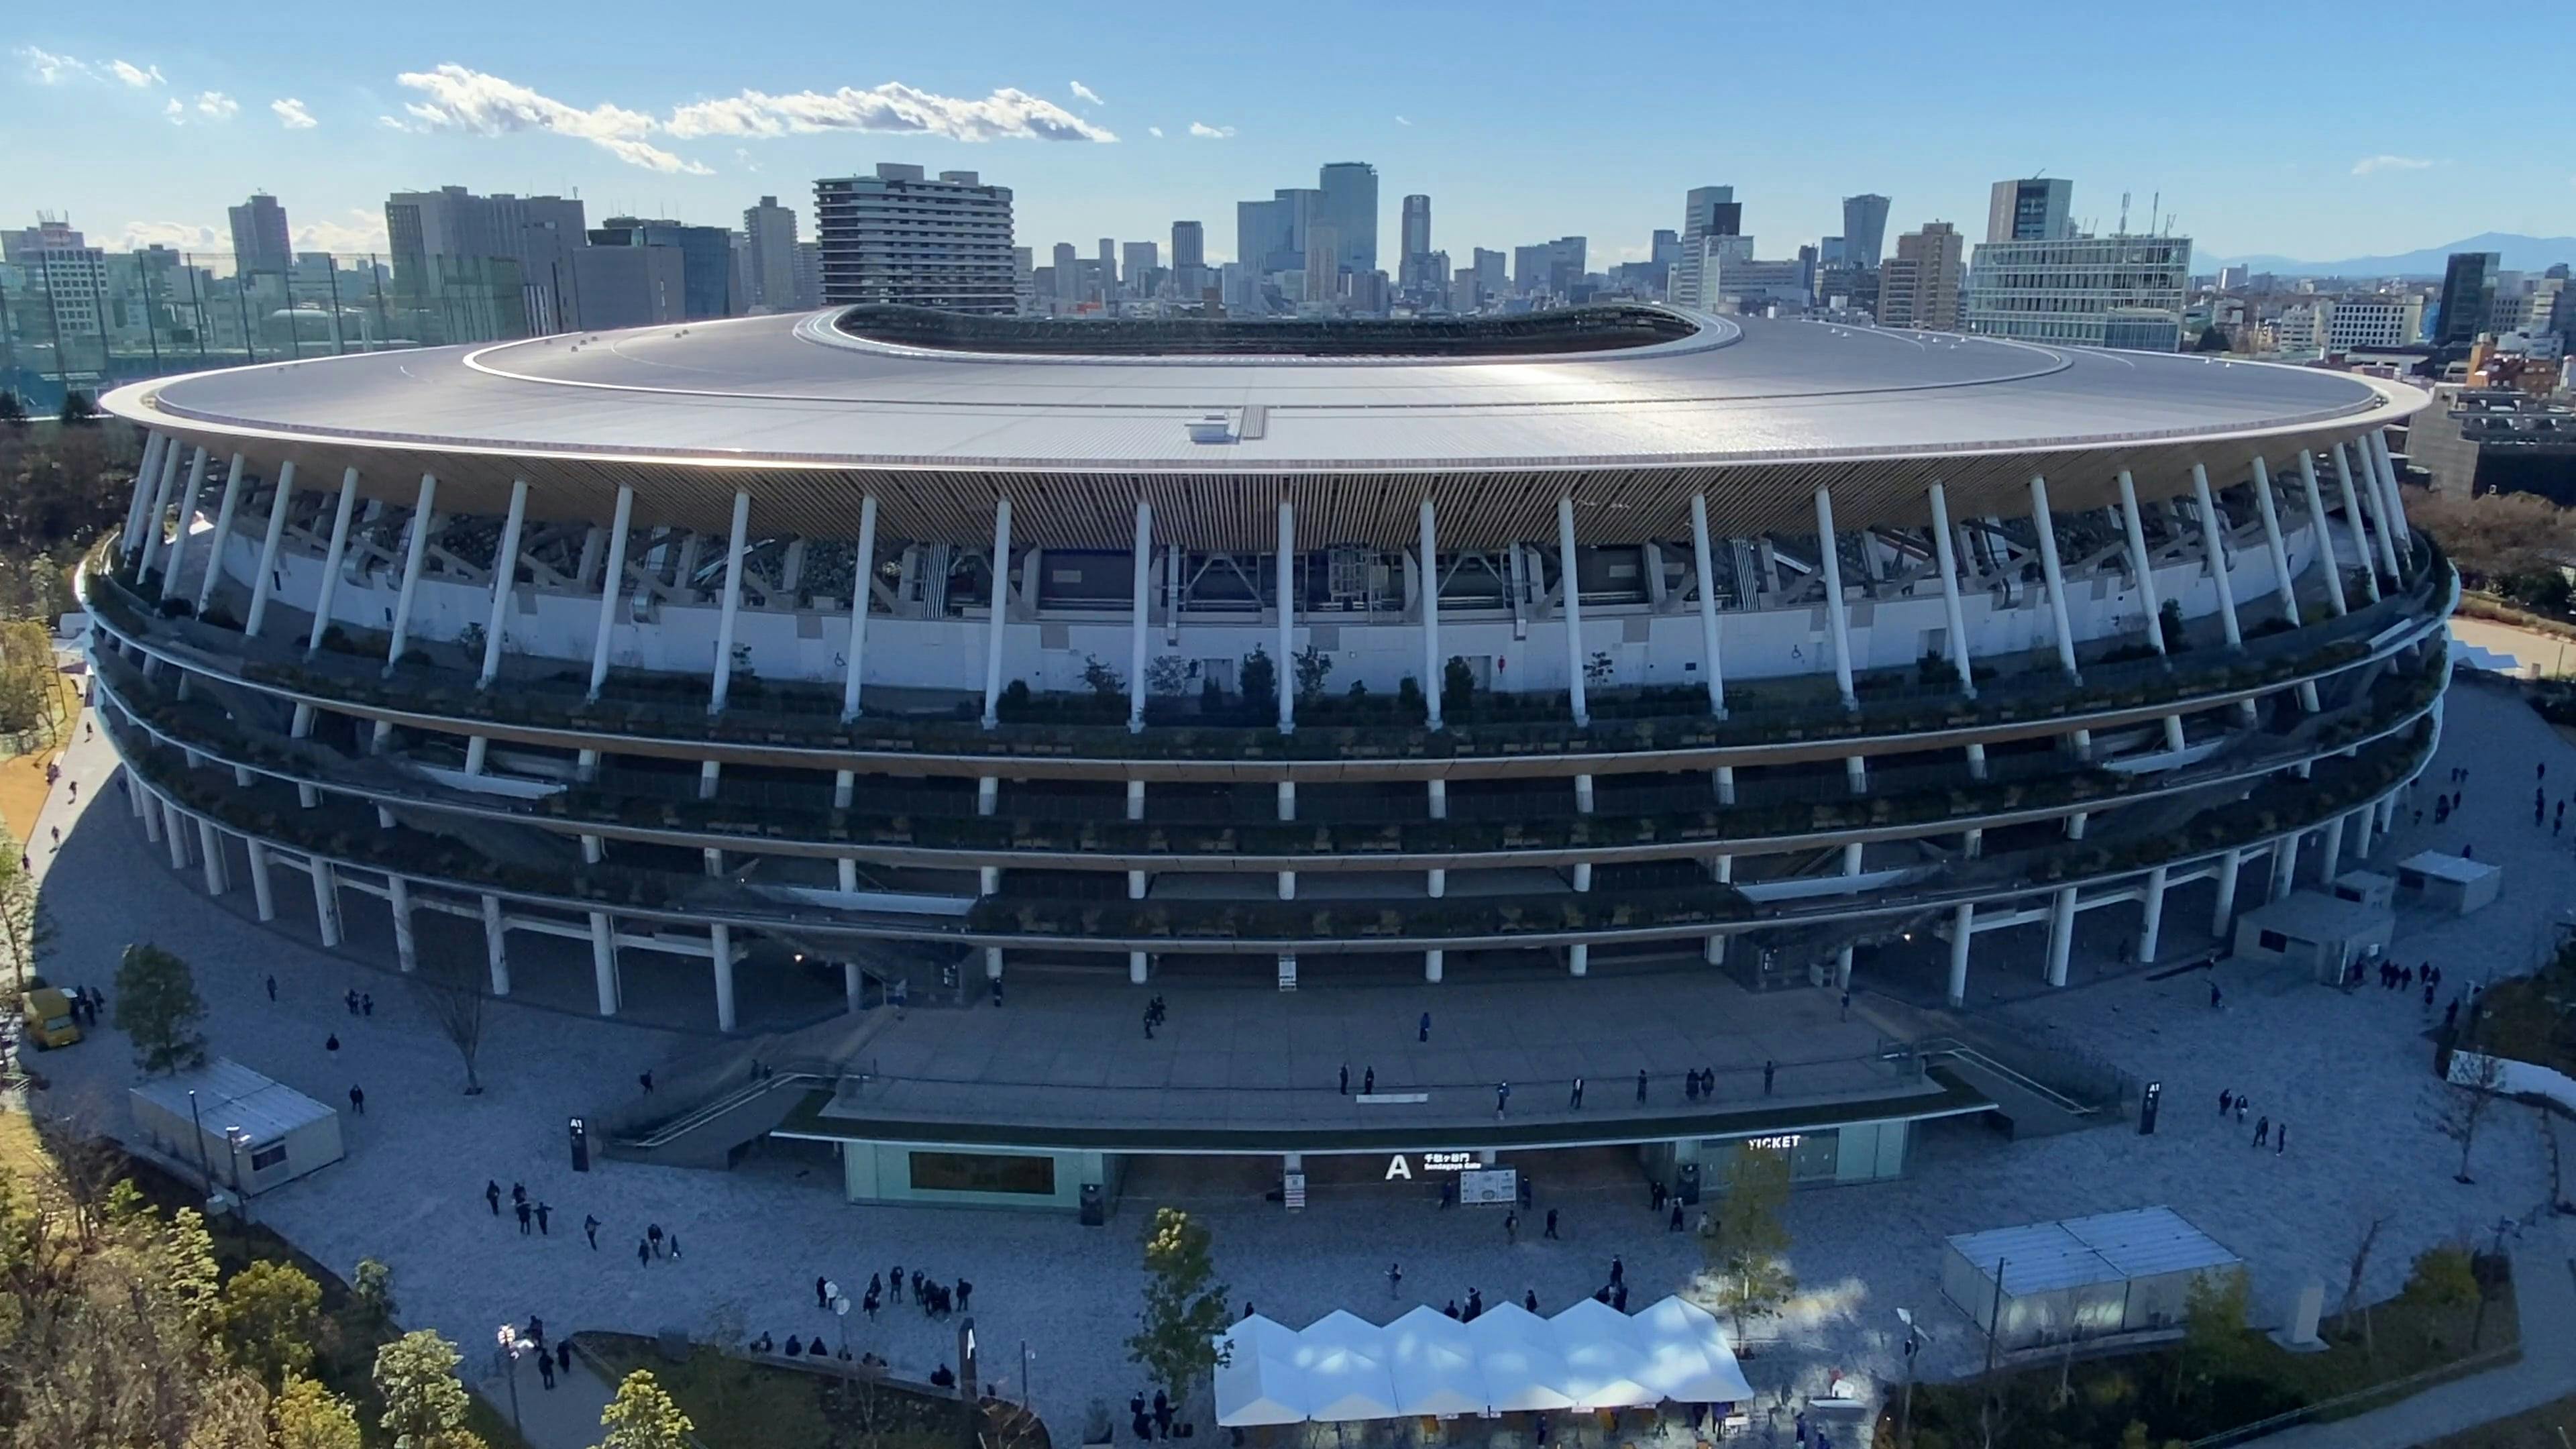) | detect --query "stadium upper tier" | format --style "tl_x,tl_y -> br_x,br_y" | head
100,307 -> 2424,547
